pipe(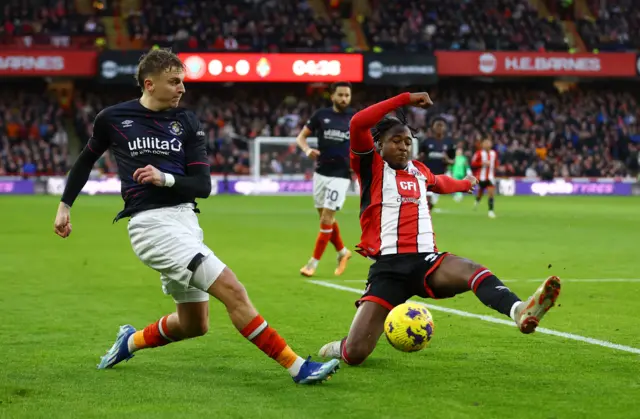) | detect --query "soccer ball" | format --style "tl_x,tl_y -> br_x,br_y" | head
384,303 -> 435,352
